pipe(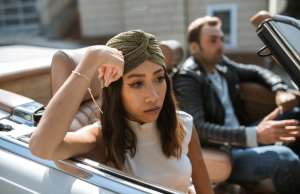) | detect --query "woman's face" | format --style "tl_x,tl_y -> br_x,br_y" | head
121,60 -> 167,123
